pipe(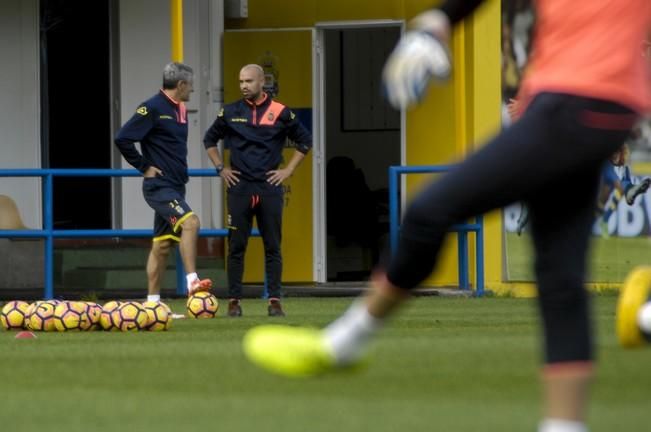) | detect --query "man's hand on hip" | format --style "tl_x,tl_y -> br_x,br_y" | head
143,166 -> 163,178
220,167 -> 241,187
266,168 -> 293,186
